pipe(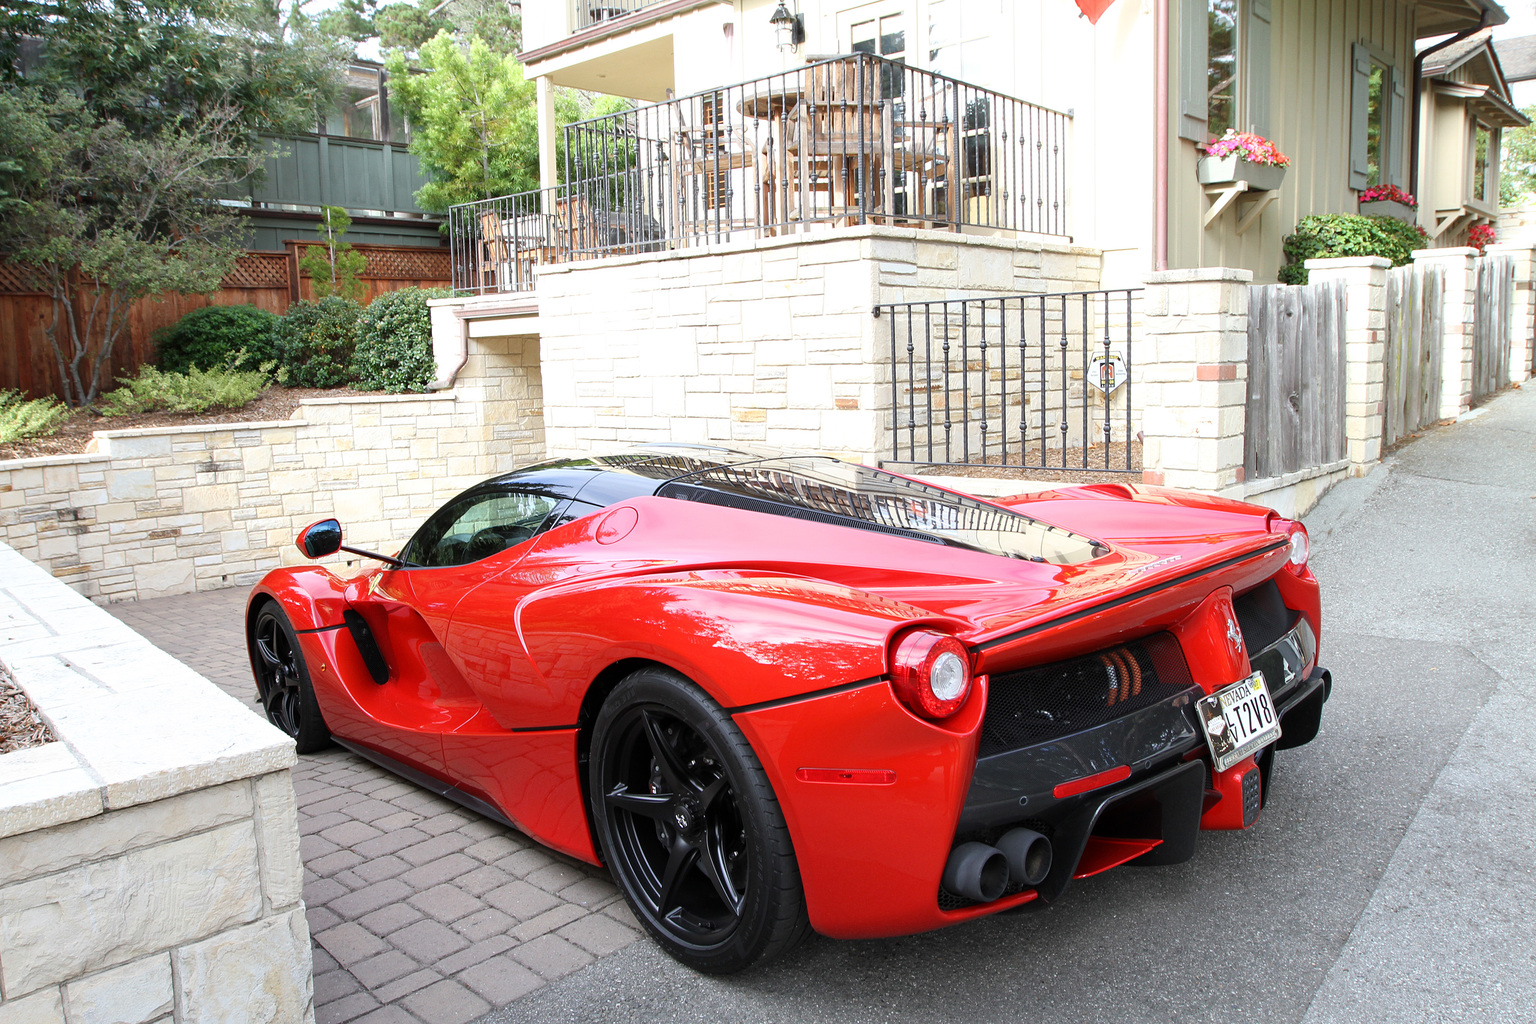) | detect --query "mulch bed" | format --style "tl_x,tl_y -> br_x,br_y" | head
0,387 -> 378,463
0,668 -> 56,755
